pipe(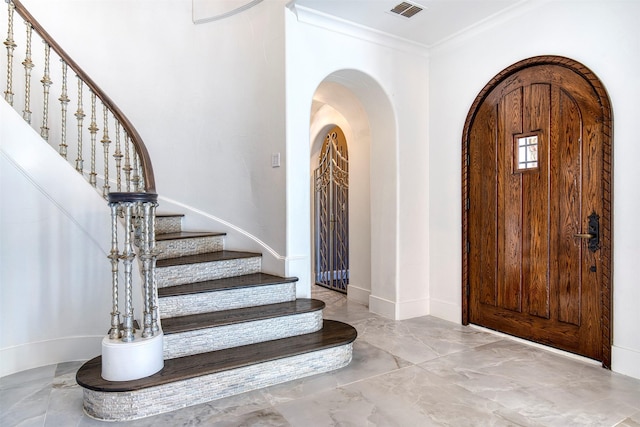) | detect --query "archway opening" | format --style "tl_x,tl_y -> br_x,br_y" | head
307,70 -> 396,312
